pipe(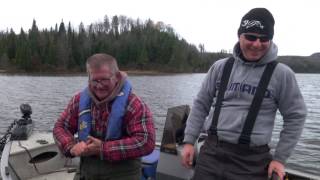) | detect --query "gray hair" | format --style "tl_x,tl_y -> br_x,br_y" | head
86,53 -> 119,75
